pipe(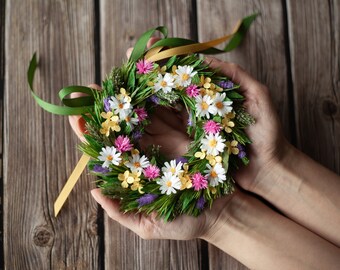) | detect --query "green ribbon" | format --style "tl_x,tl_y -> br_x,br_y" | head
29,13 -> 258,116
28,53 -> 95,115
